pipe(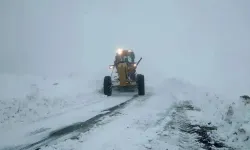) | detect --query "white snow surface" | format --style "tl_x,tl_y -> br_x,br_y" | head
0,74 -> 249,149
0,73 -> 130,148
0,73 -> 99,129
